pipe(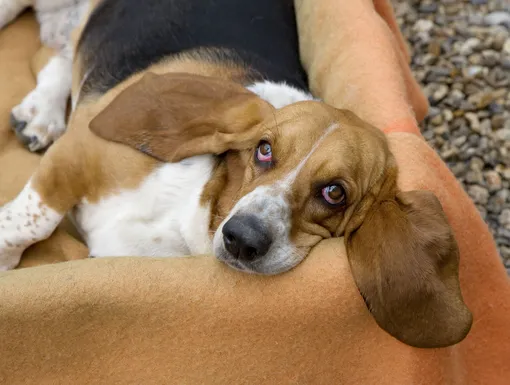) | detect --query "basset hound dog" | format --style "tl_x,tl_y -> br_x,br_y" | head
0,0 -> 472,348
